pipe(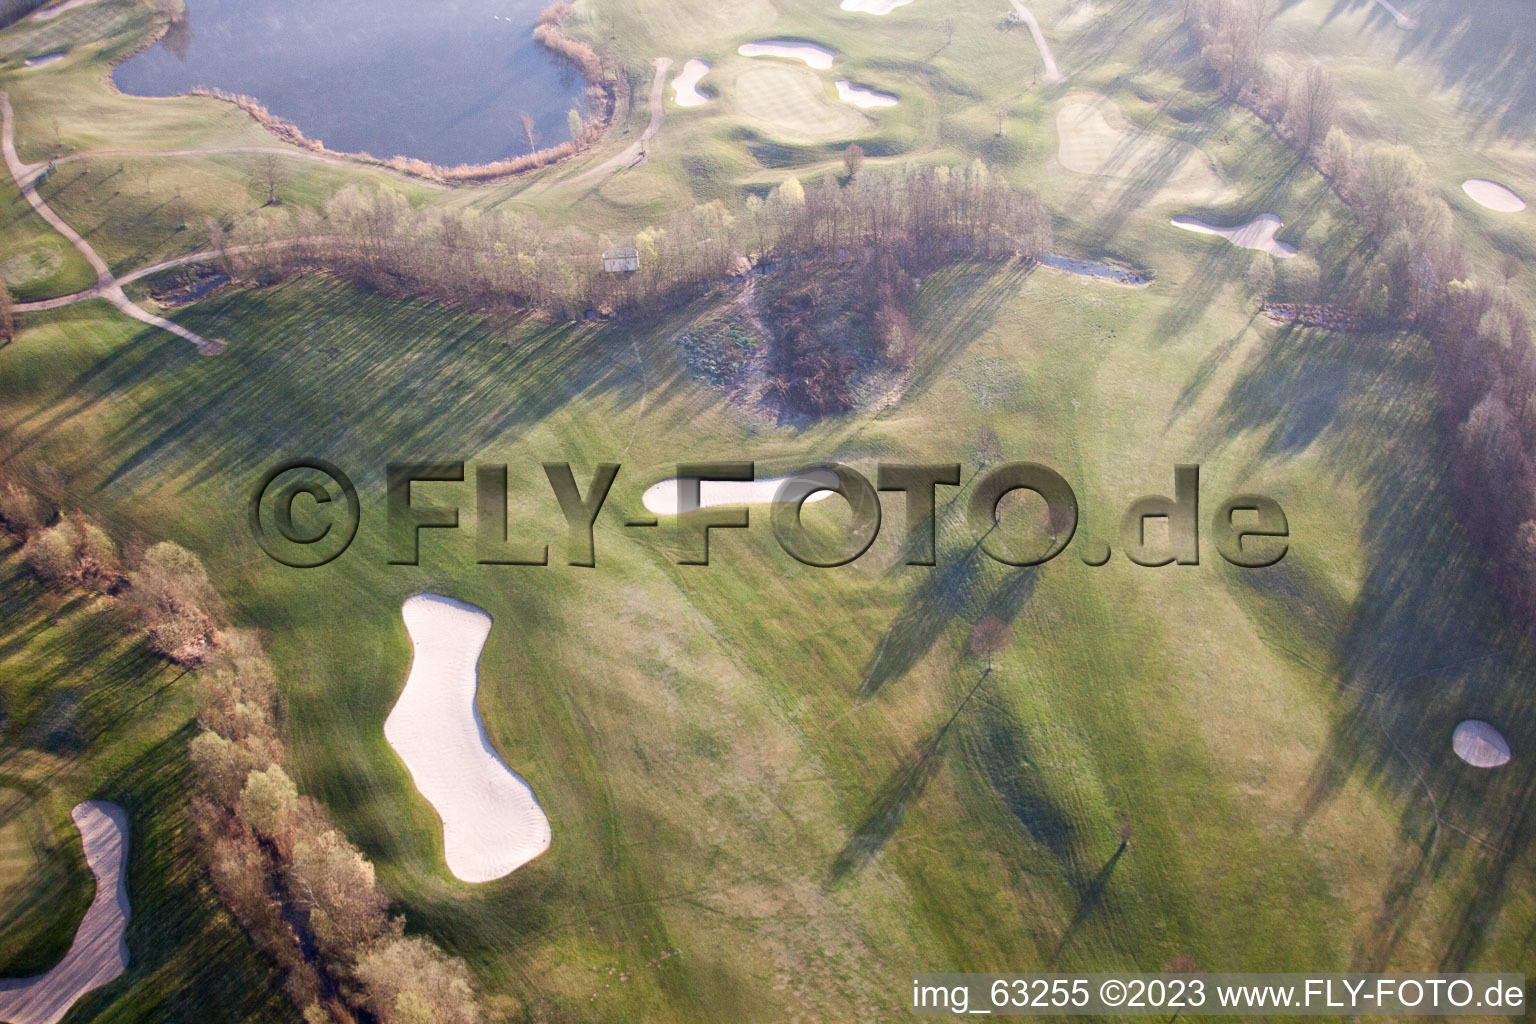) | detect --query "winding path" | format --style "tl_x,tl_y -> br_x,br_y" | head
554,58 -> 671,188
1007,0 -> 1064,84
13,242 -> 302,313
2,92 -> 224,354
